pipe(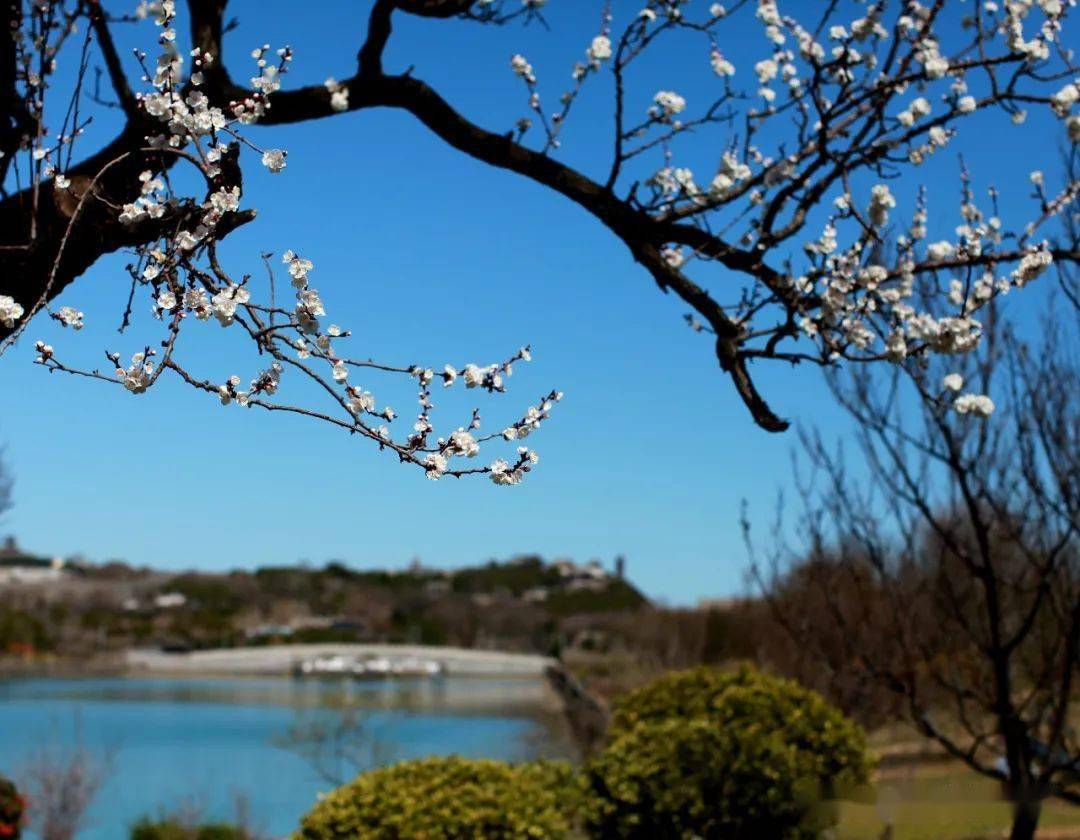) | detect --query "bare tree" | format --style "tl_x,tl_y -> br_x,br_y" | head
22,725 -> 112,840
750,303 -> 1079,840
0,449 -> 11,521
274,707 -> 395,786
0,0 -> 1076,481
